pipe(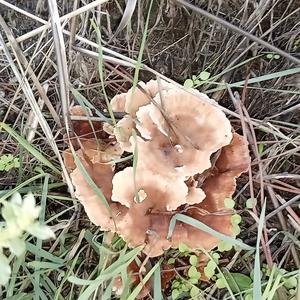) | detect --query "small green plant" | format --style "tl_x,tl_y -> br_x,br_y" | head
266,53 -> 281,60
170,243 -> 202,299
246,198 -> 257,209
203,252 -> 220,279
215,264 -> 299,300
184,71 -> 211,88
0,192 -> 55,285
0,154 -> 20,171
